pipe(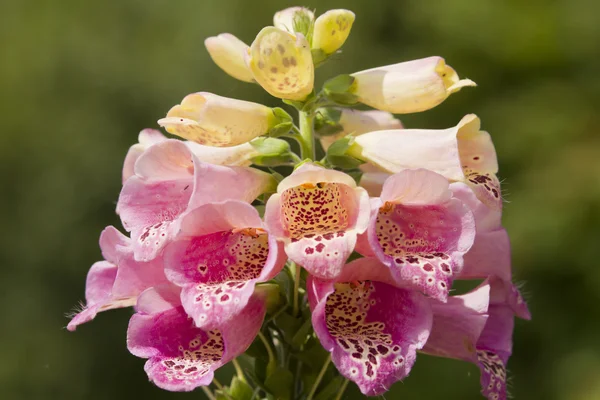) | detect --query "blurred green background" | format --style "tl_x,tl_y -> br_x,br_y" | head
2,0 -> 599,398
